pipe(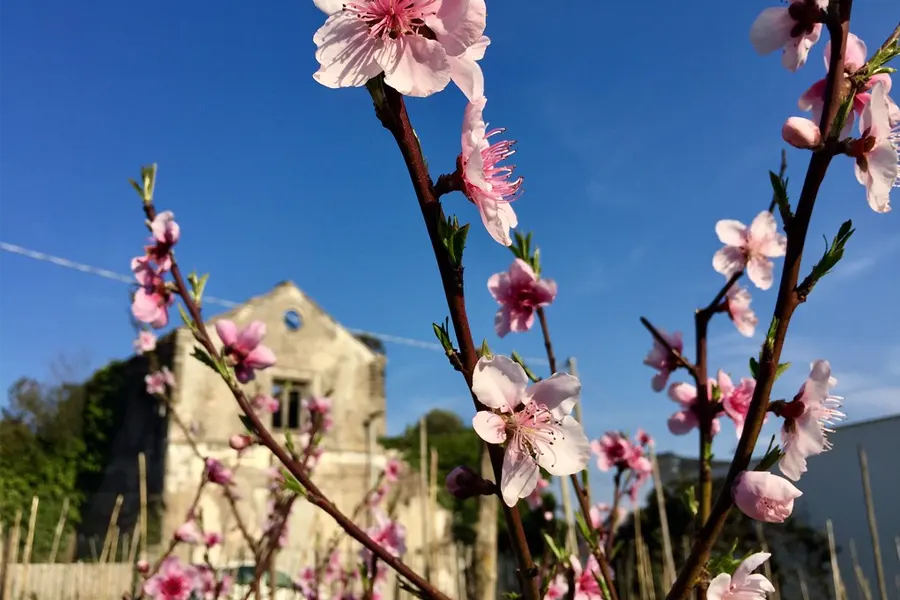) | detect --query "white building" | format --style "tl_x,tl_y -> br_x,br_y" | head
792,414 -> 900,600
